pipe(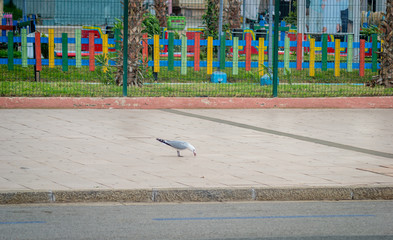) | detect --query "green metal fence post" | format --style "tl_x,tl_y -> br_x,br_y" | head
115,29 -> 120,51
168,32 -> 174,71
272,0 -> 280,97
372,33 -> 378,73
122,0 -> 129,97
62,33 -> 68,72
322,34 -> 328,71
220,32 -> 226,70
